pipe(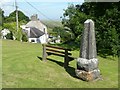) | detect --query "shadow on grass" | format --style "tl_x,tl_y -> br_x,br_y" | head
37,56 -> 42,61
37,56 -> 78,79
